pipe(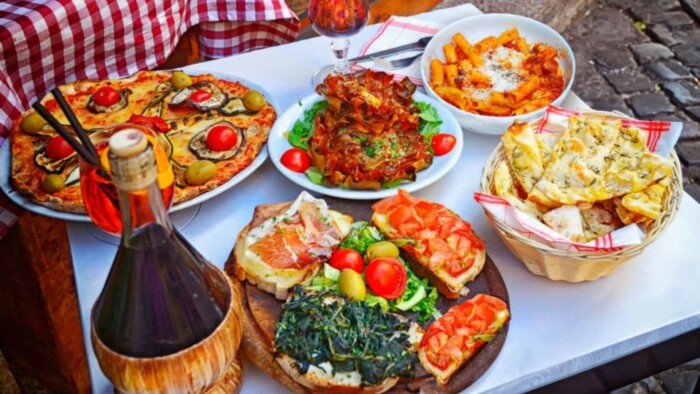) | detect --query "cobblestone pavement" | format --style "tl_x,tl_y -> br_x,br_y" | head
563,4 -> 700,392
564,0 -> 700,202
613,358 -> 700,394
